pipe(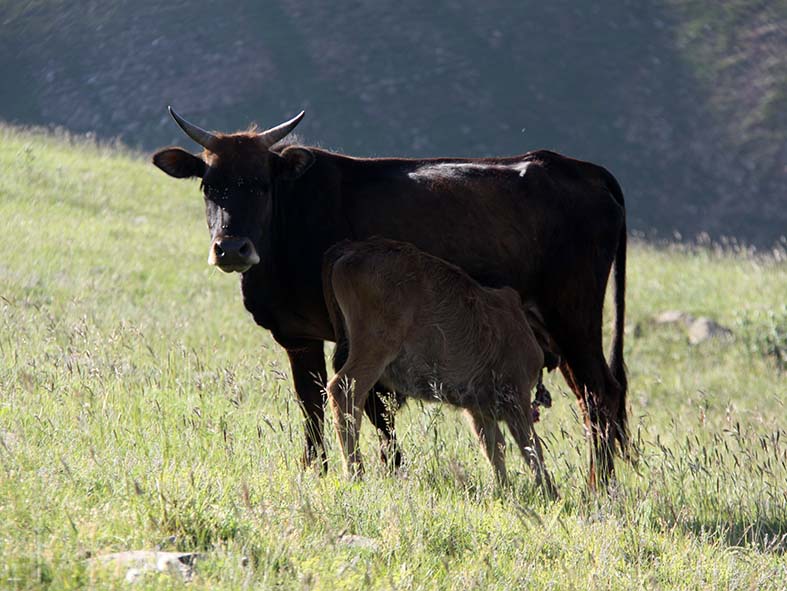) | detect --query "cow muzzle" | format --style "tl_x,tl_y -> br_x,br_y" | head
209,236 -> 260,273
